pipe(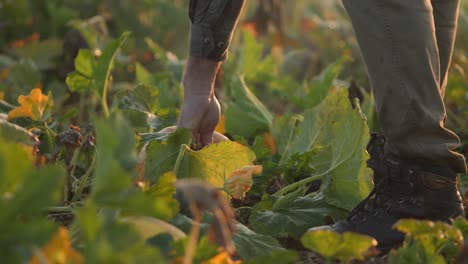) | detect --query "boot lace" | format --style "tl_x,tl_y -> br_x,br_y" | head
346,176 -> 393,223
346,161 -> 414,223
